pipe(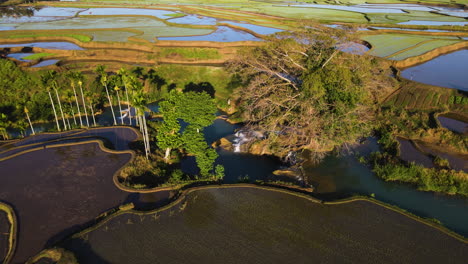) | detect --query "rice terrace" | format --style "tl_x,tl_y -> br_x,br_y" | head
0,0 -> 467,263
